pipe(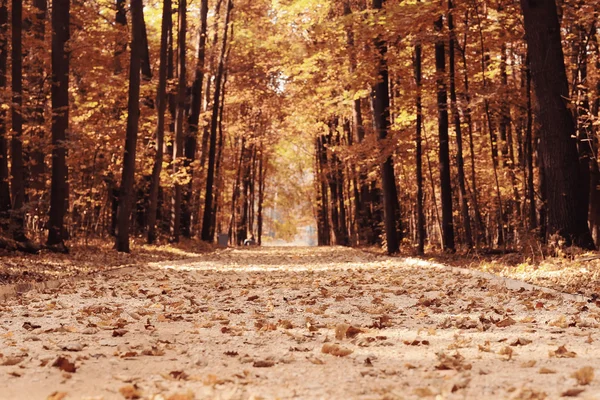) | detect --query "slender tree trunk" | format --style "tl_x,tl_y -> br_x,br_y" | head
10,0 -> 26,242
257,144 -> 265,245
434,14 -> 455,252
448,0 -> 471,249
520,0 -> 595,249
371,0 -> 400,255
47,0 -> 69,250
0,1 -> 10,230
115,0 -> 143,253
201,0 -> 232,242
147,0 -> 171,244
171,0 -> 187,242
414,42 -> 425,255
181,0 -> 209,238
524,56 -> 537,231
29,0 -> 47,194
